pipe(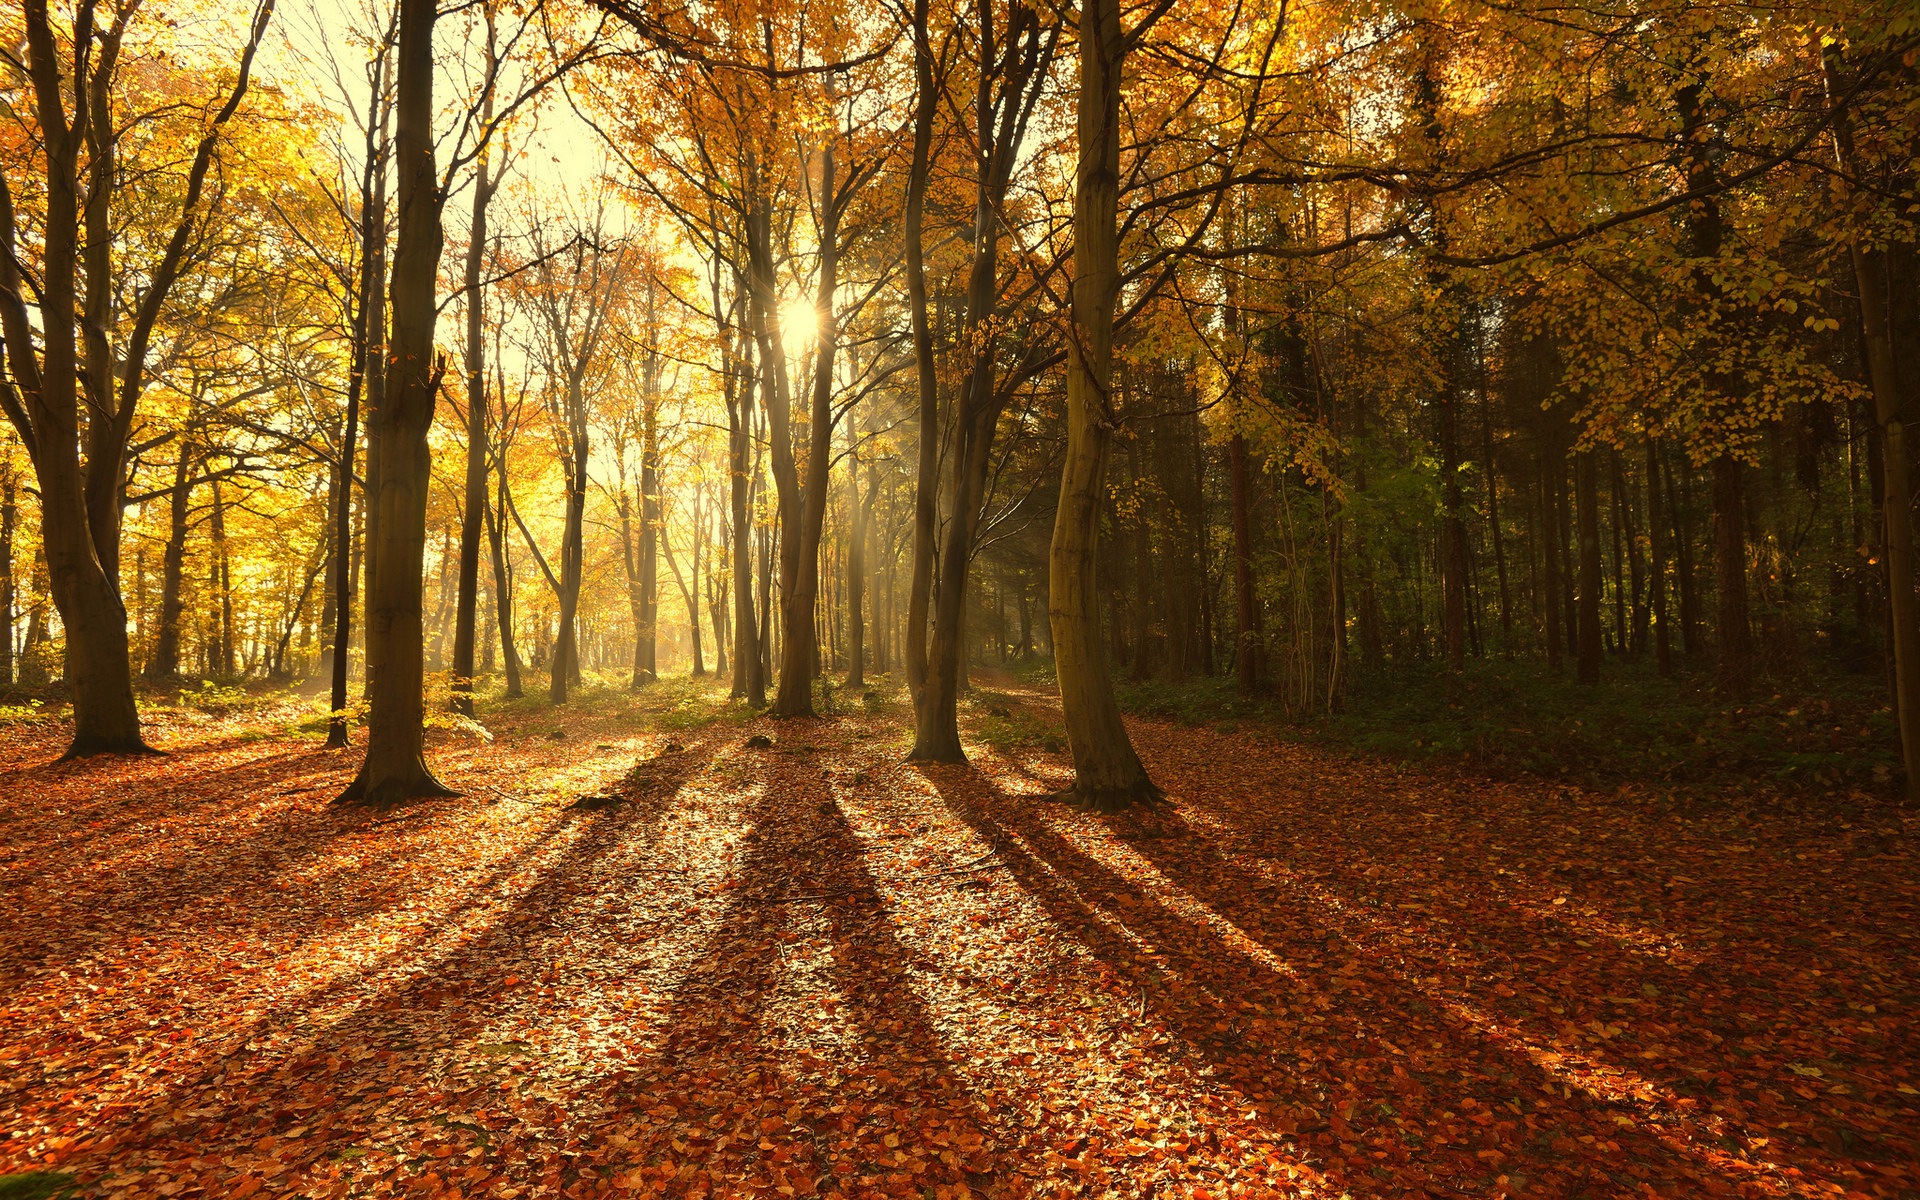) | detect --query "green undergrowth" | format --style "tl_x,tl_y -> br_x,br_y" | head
481,671 -> 750,732
1118,657 -> 1901,798
0,1173 -> 82,1200
965,686 -> 1066,754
